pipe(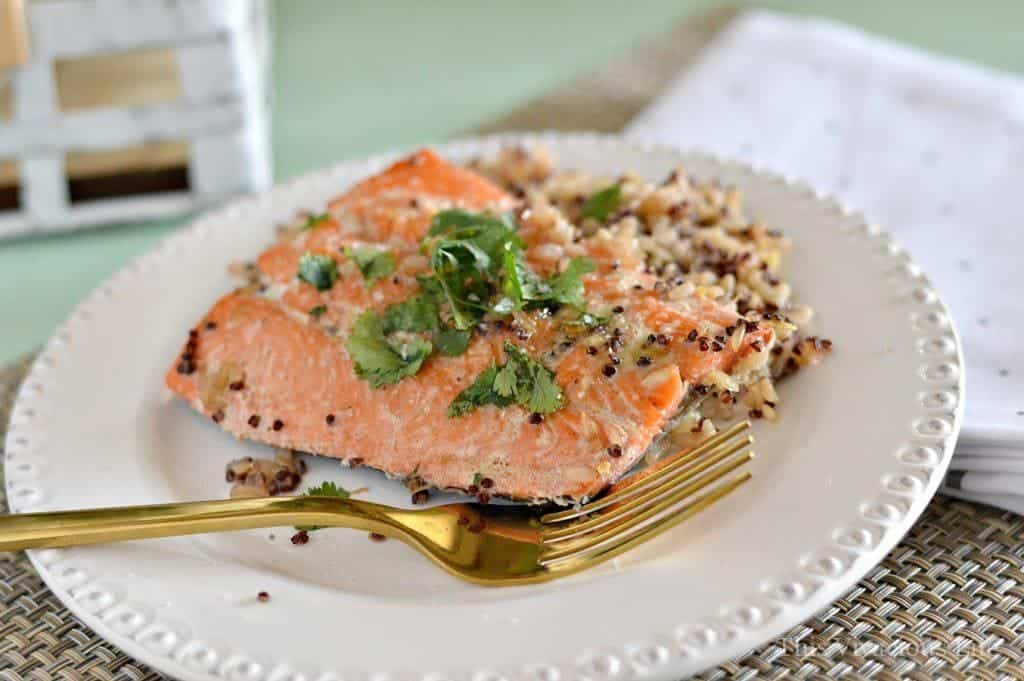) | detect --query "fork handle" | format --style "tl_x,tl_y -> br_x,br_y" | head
0,496 -> 397,552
